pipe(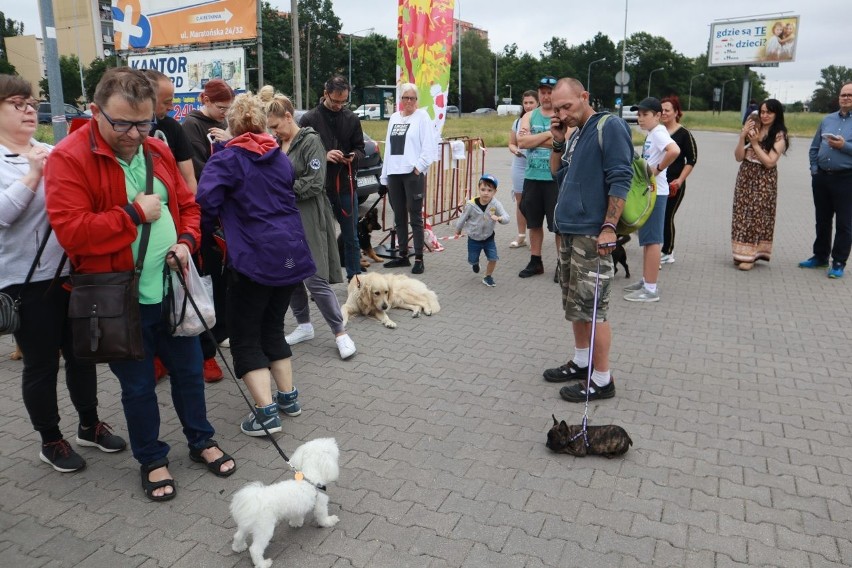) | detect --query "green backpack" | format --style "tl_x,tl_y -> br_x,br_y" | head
596,114 -> 656,234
